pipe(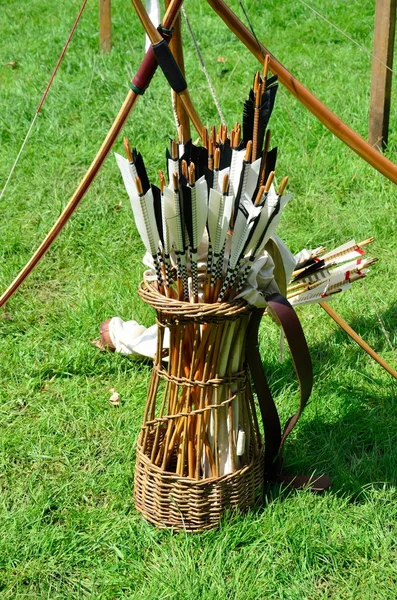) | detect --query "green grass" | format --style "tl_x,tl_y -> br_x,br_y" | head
0,0 -> 396,597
